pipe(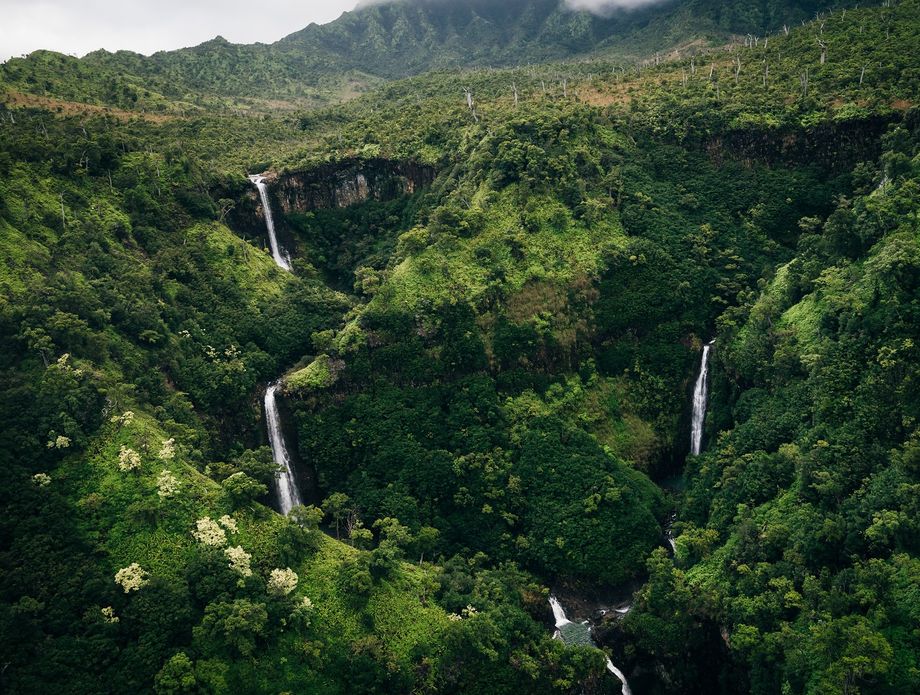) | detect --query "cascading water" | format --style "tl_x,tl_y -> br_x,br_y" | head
248,175 -> 292,272
250,174 -> 303,514
548,597 -> 631,695
264,383 -> 303,515
689,339 -> 715,456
